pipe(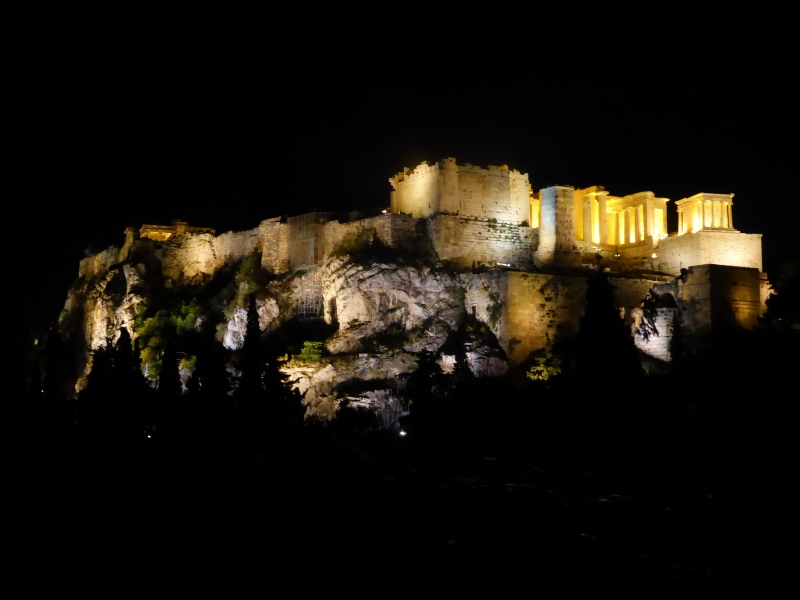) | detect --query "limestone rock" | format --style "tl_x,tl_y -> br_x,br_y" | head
282,352 -> 418,420
222,295 -> 280,350
322,259 -> 465,355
